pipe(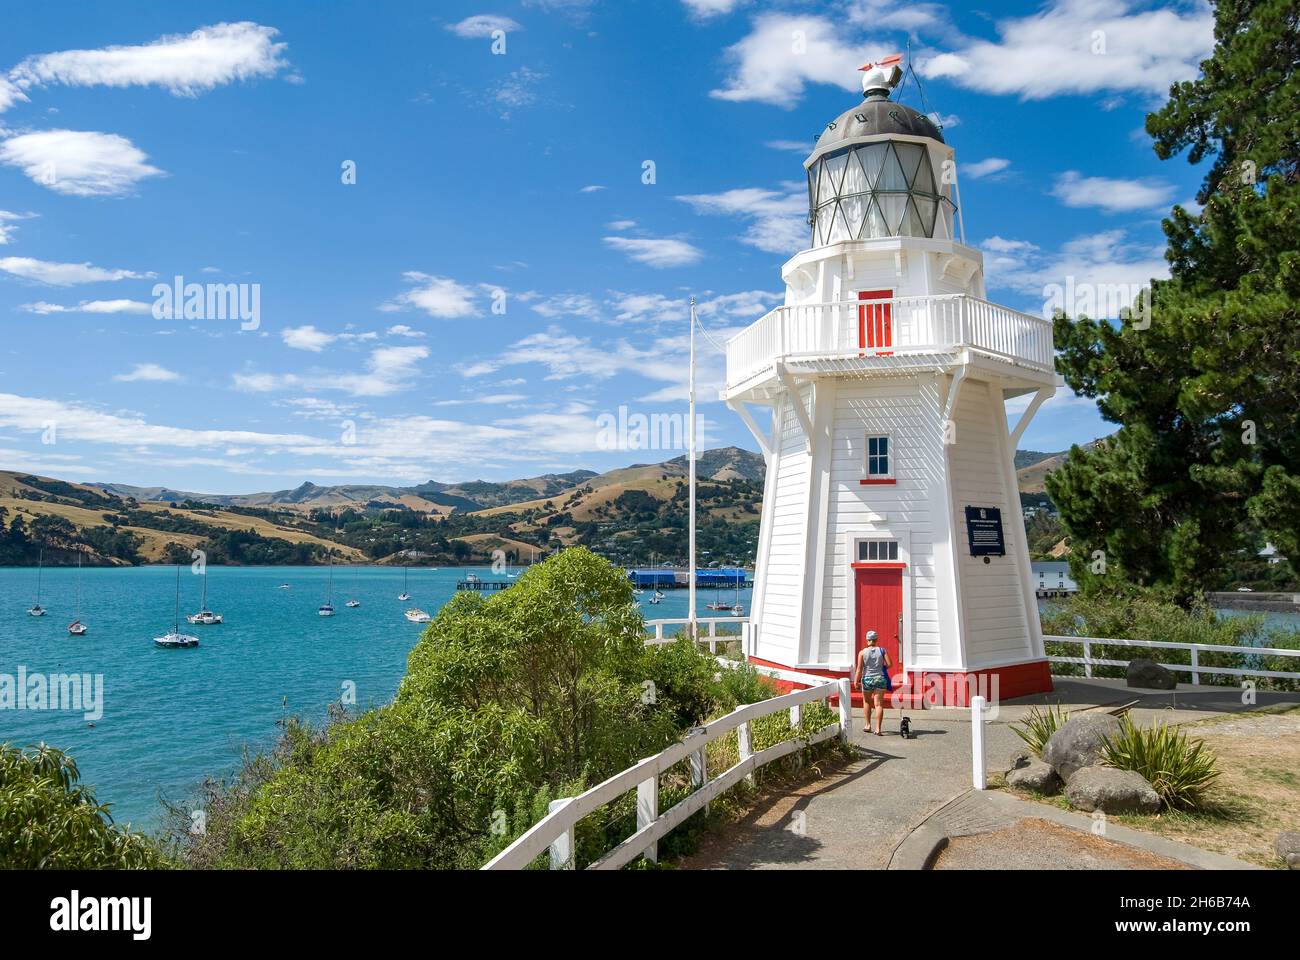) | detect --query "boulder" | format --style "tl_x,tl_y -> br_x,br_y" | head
1276,832 -> 1300,870
1065,766 -> 1162,814
1127,658 -> 1177,690
1006,758 -> 1062,795
1007,748 -> 1033,771
1042,714 -> 1123,781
